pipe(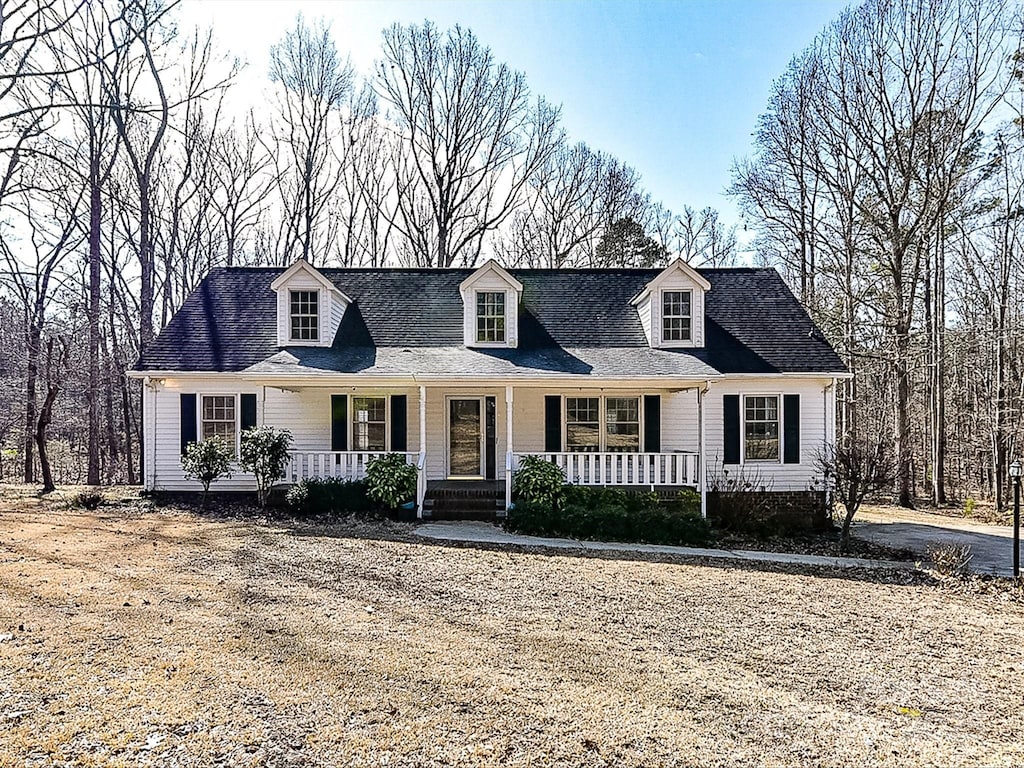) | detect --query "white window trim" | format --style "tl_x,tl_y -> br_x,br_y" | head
740,392 -> 783,465
470,289 -> 513,348
348,393 -> 391,453
474,290 -> 507,345
197,392 -> 240,458
288,288 -> 322,345
659,288 -> 693,348
561,395 -> 645,453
